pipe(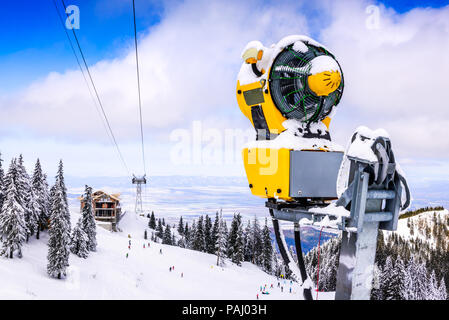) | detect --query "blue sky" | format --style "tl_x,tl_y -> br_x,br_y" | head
0,0 -> 449,184
1,0 -> 447,92
0,0 -> 162,92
